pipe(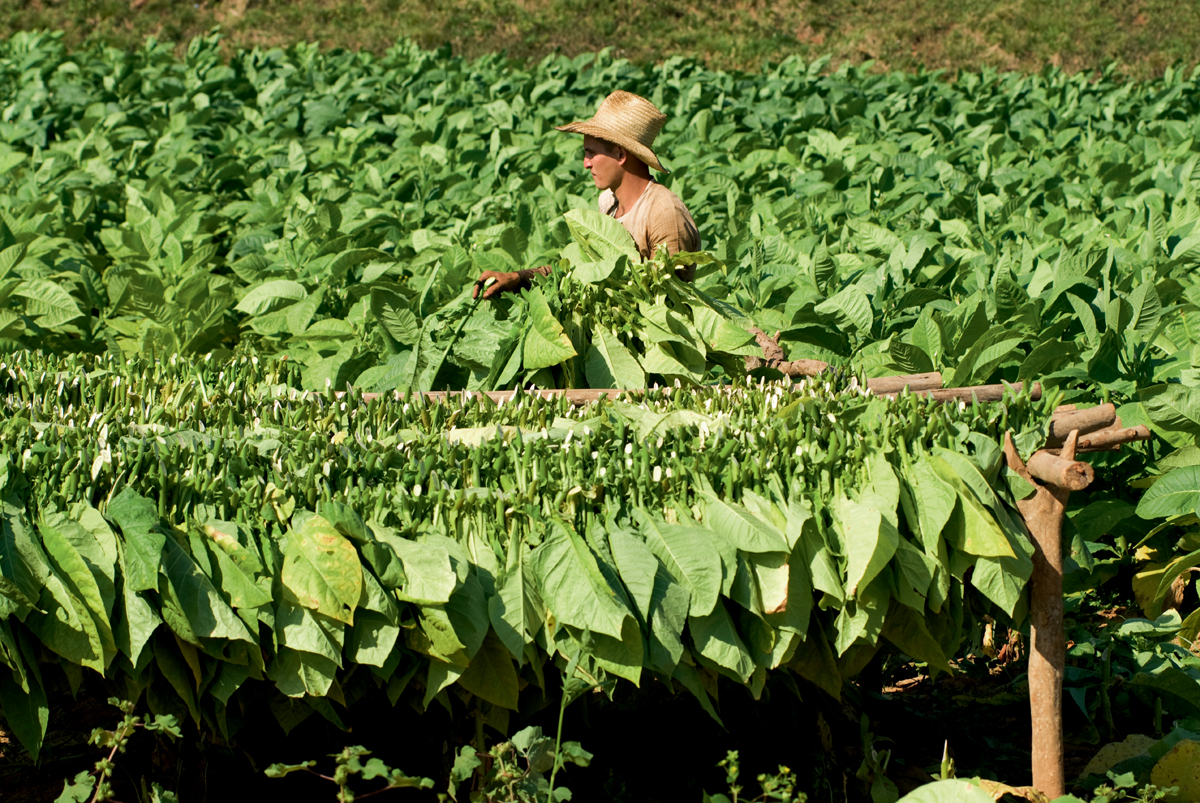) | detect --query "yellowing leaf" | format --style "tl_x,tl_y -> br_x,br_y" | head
281,513 -> 363,624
